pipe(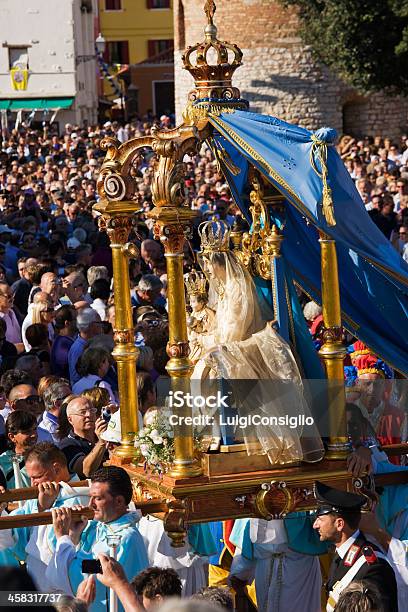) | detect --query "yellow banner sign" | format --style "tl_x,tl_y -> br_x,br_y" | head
10,66 -> 28,91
